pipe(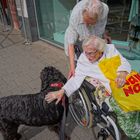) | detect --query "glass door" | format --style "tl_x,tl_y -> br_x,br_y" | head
34,0 -> 76,47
